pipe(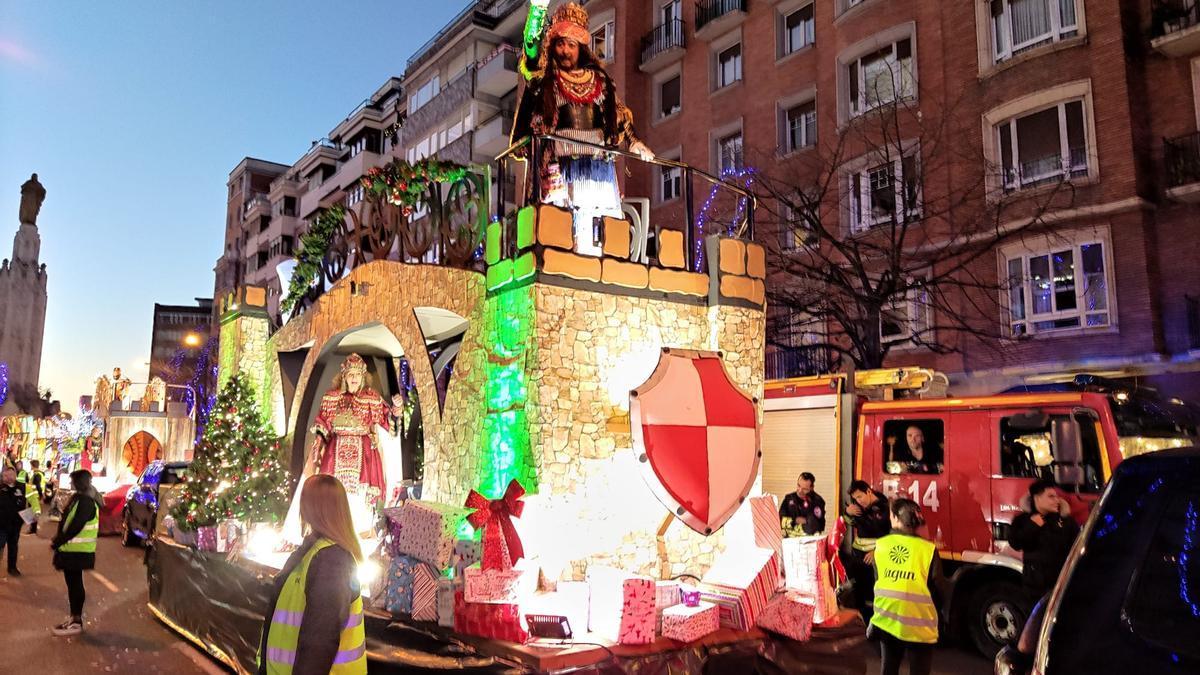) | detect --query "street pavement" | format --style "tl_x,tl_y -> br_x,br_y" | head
0,527 -> 991,674
0,526 -> 226,674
